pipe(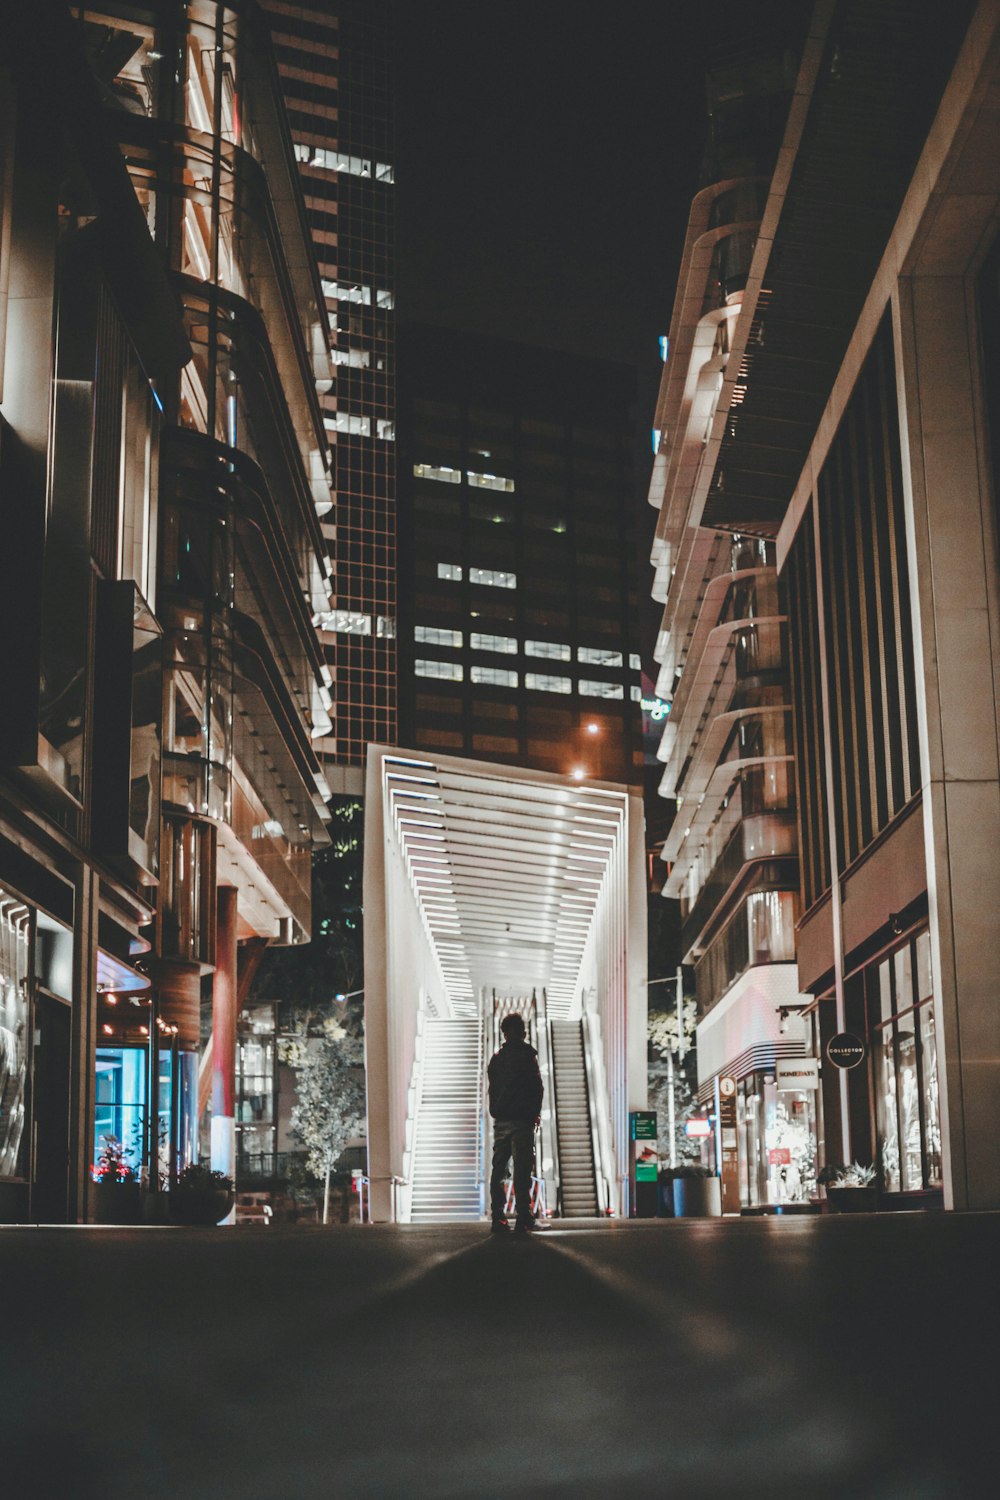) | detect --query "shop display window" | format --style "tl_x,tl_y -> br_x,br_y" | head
867,931 -> 942,1192
736,1063 -> 819,1207
94,1045 -> 197,1184
94,1048 -> 147,1178
0,895 -> 31,1179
